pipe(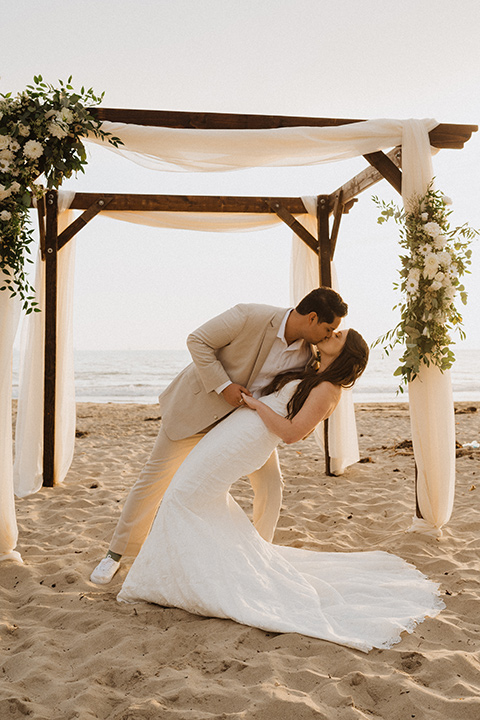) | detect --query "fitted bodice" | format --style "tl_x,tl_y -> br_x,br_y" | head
260,379 -> 302,417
